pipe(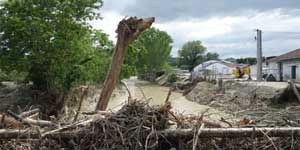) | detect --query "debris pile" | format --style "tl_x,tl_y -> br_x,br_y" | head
1,100 -> 300,149
186,81 -> 300,127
